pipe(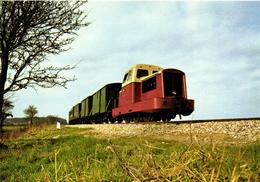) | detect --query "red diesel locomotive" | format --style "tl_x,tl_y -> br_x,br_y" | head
112,64 -> 194,122
69,64 -> 194,124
